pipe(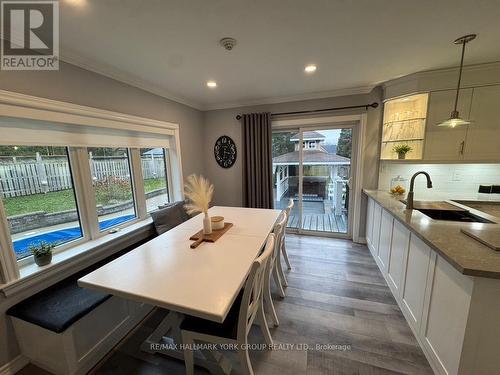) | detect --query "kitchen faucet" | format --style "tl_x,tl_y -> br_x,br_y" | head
406,171 -> 433,210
